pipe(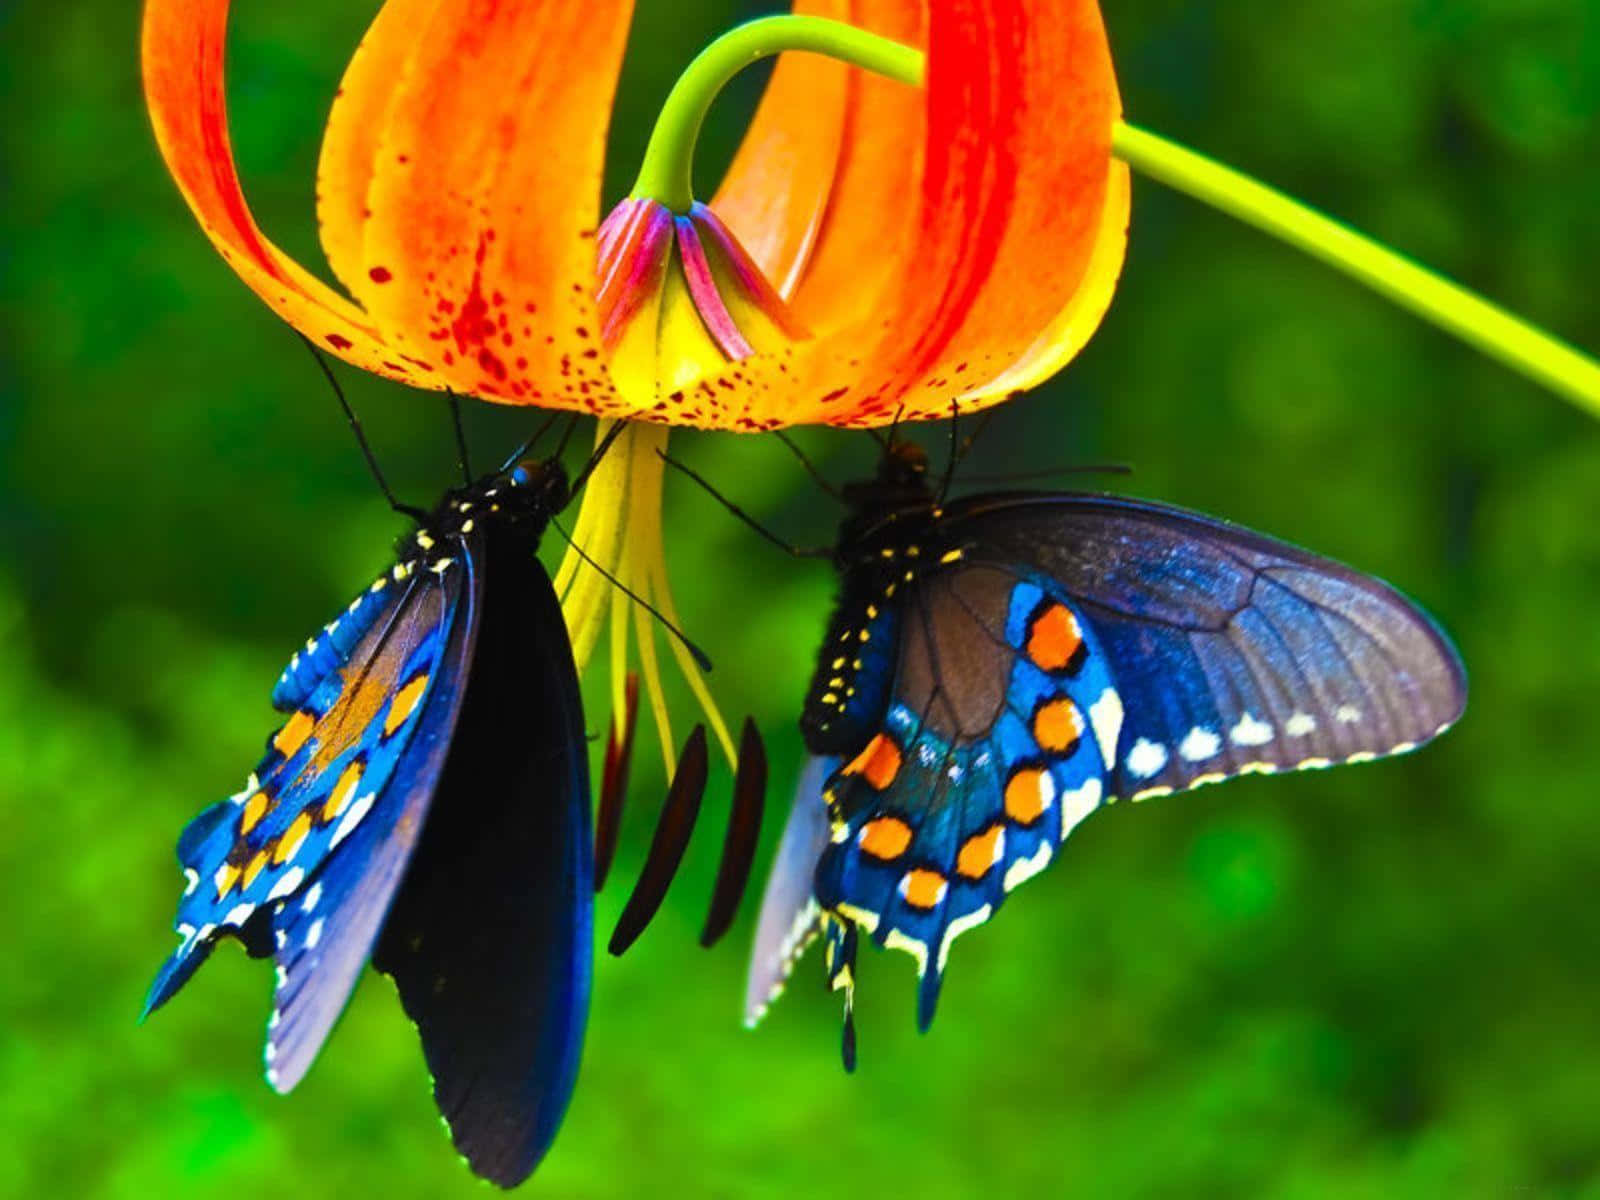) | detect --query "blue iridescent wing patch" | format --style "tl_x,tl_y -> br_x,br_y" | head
814,565 -> 1120,1029
813,491 -> 1466,1031
143,557 -> 475,1065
